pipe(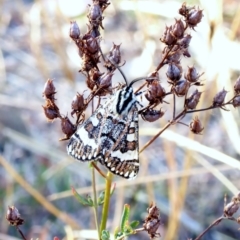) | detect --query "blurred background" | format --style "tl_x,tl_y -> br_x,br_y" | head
1,0 -> 240,239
